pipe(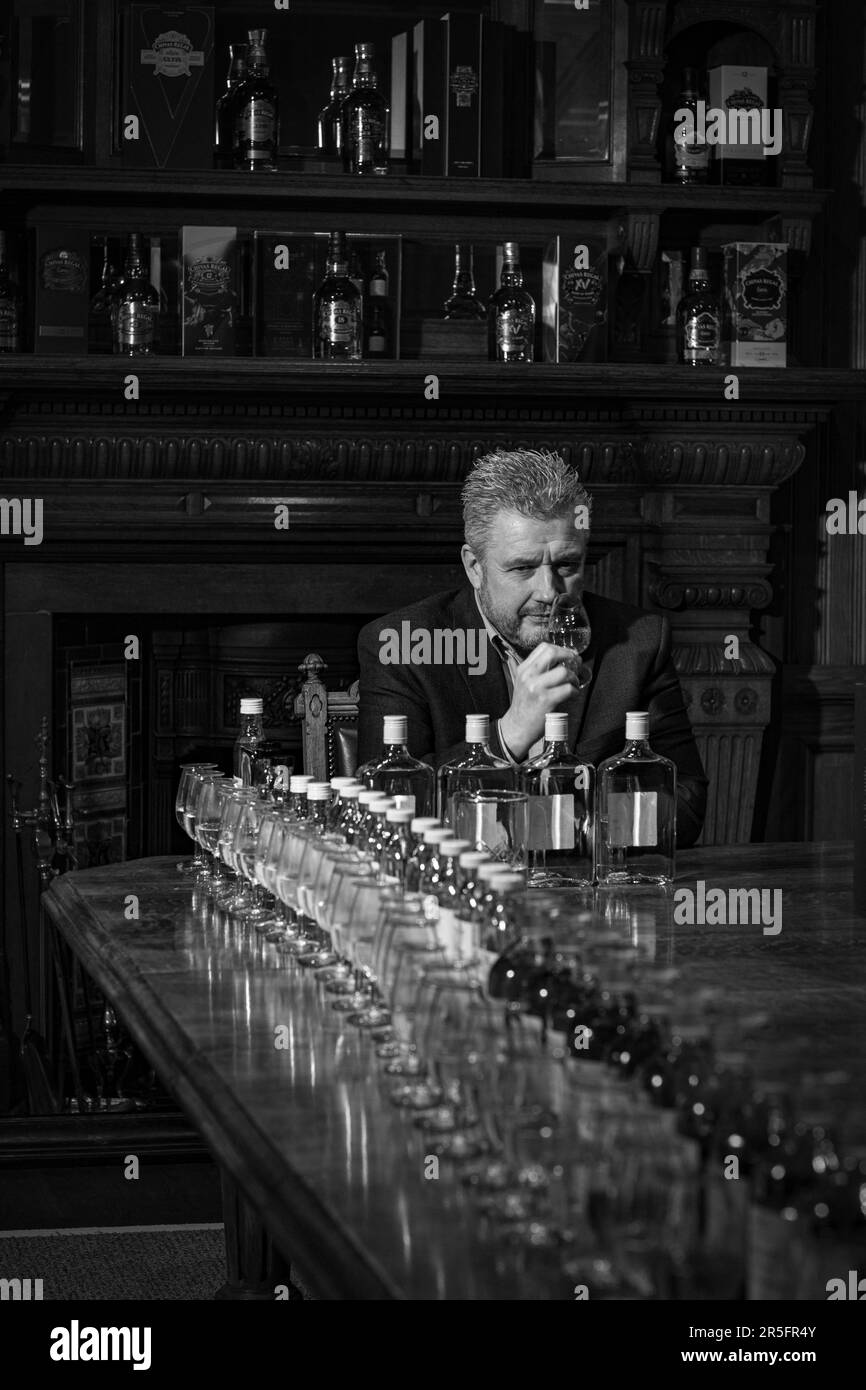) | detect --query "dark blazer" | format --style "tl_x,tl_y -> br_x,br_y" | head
357,585 -> 708,848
